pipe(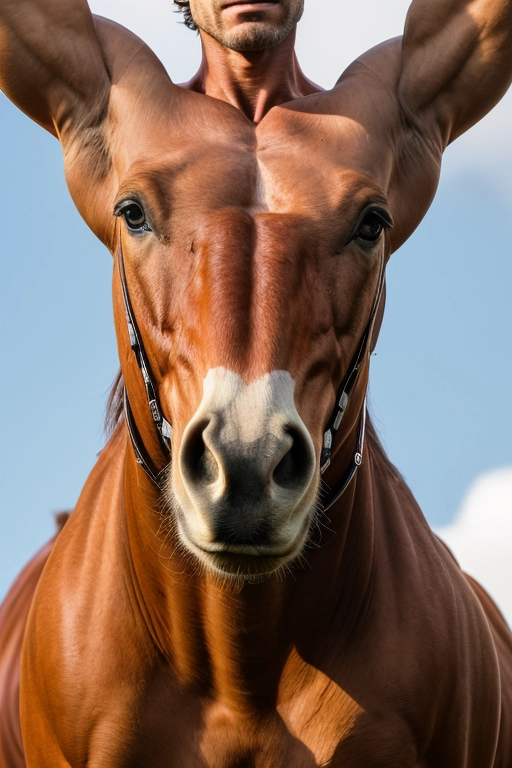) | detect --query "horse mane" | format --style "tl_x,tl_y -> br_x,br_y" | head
104,368 -> 125,438
365,408 -> 404,484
